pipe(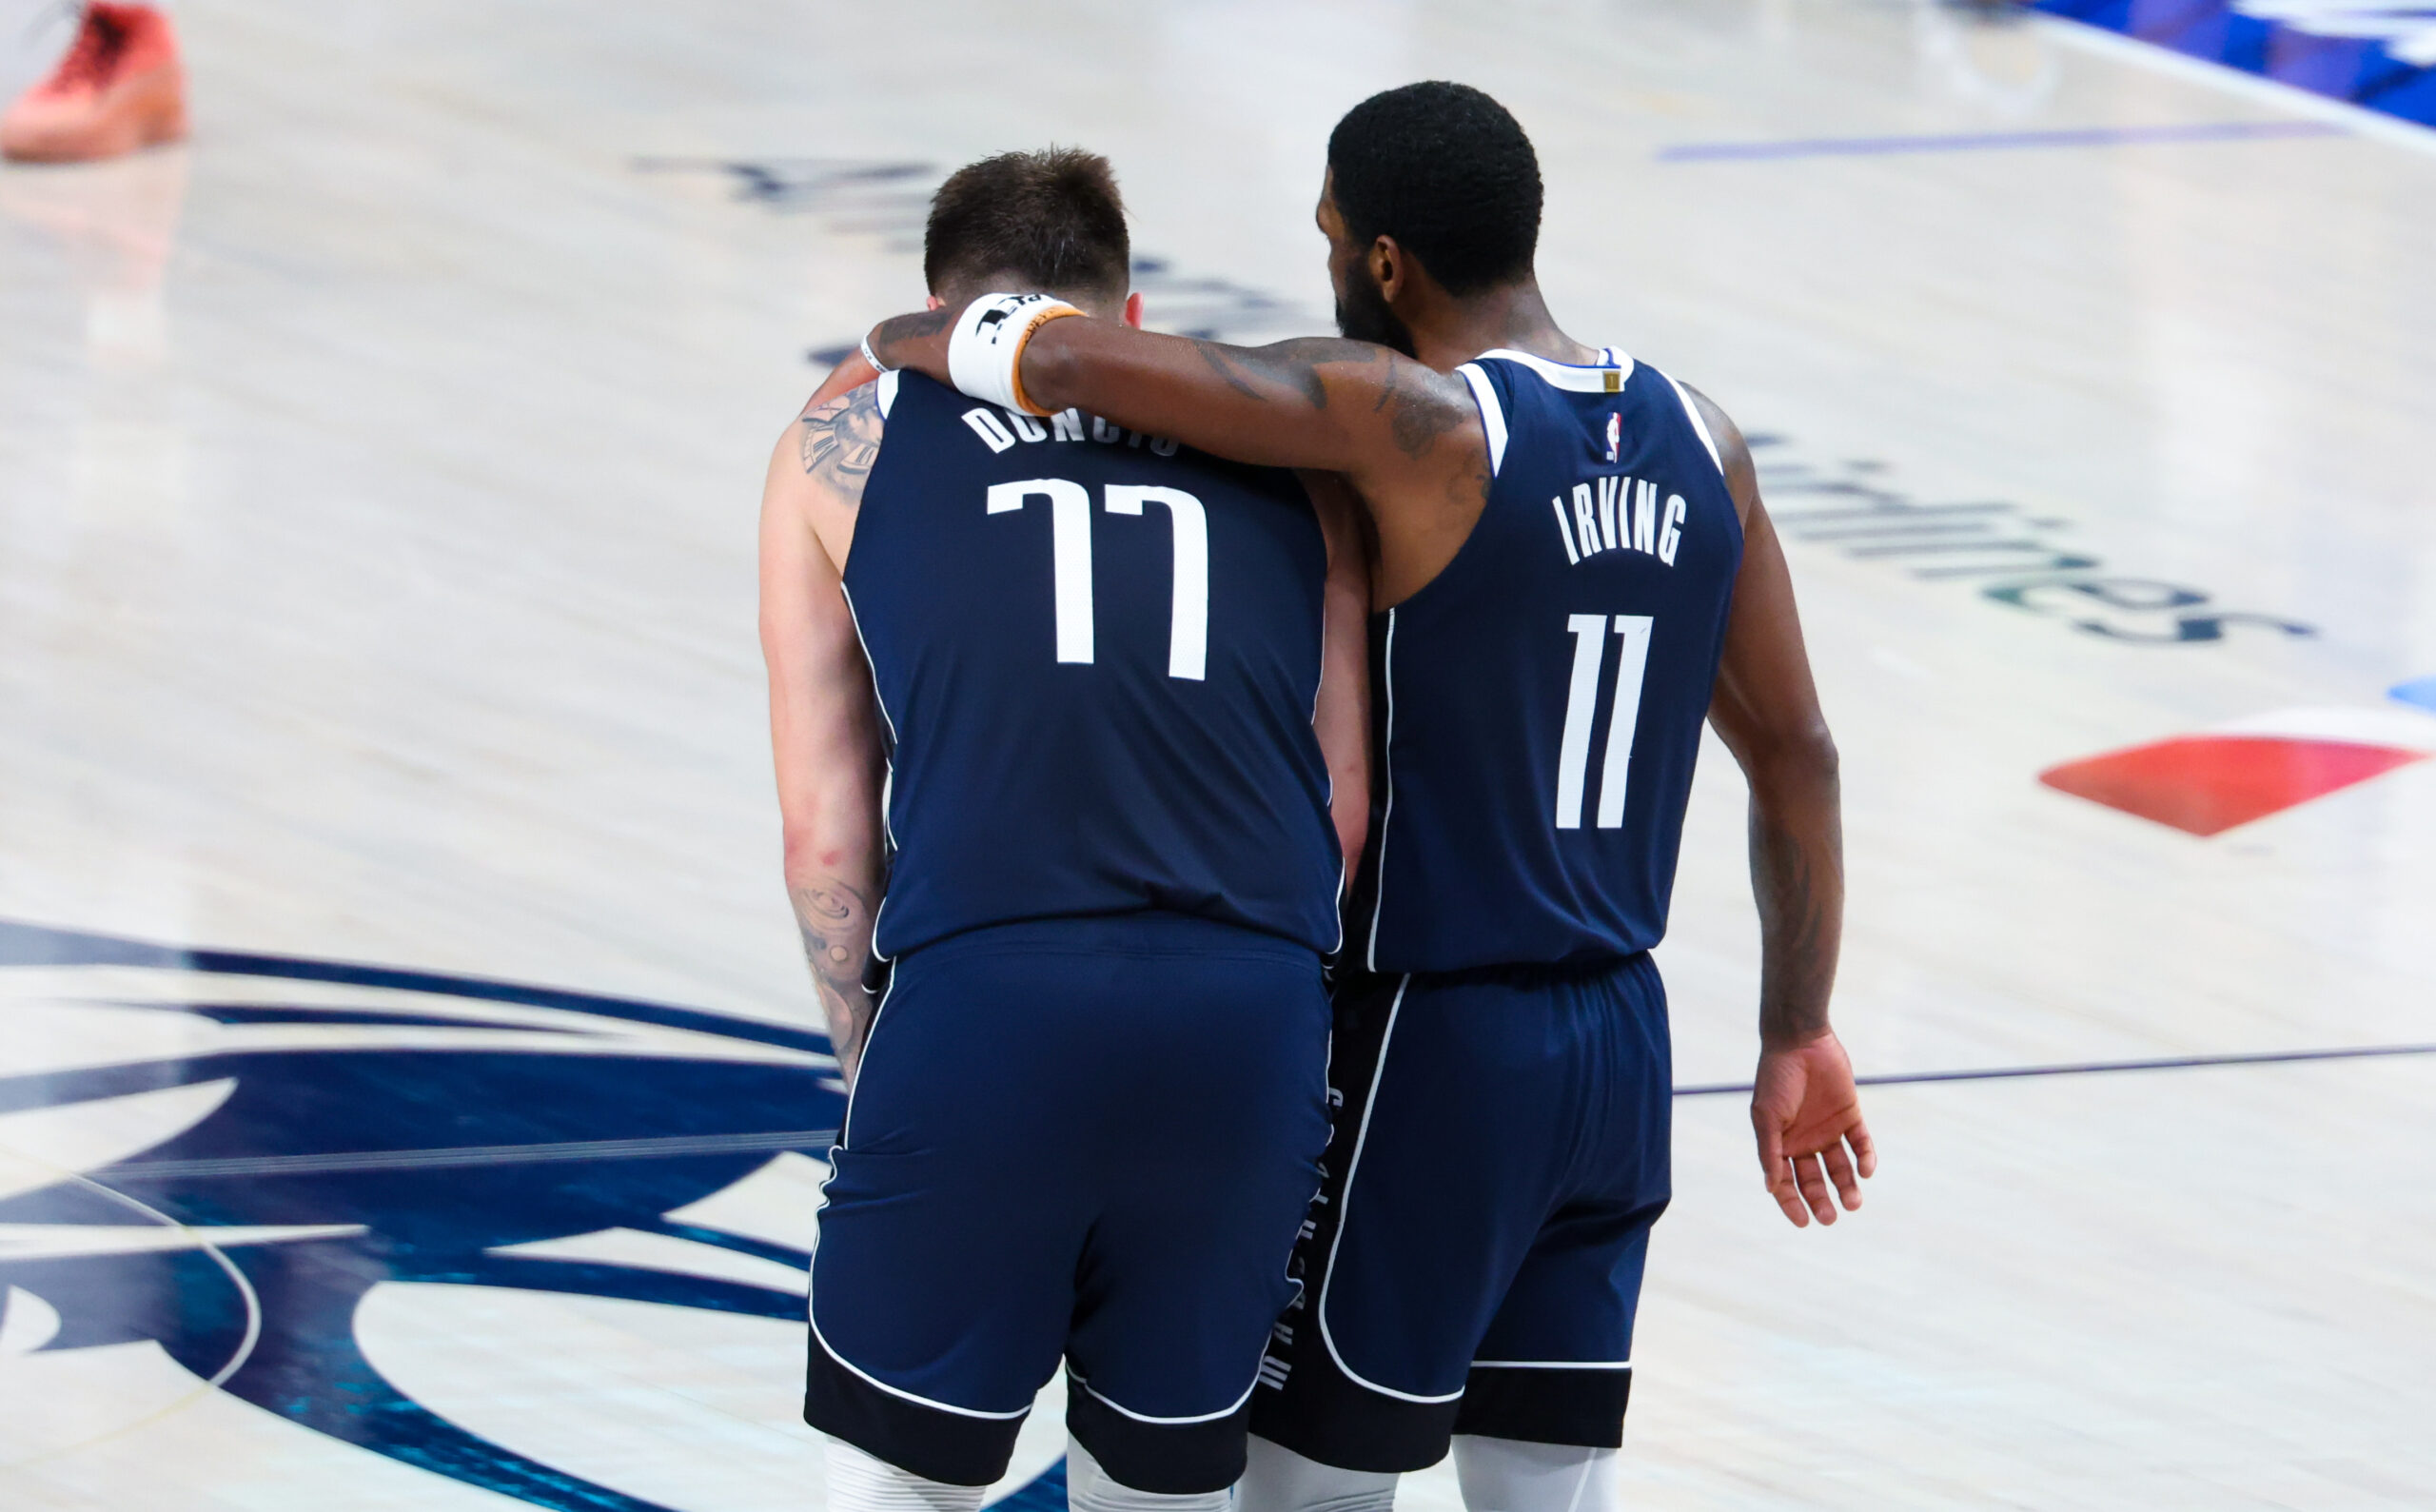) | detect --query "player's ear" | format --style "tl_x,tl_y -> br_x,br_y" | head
1370,236 -> 1404,300
925,294 -> 945,311
1122,291 -> 1145,329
